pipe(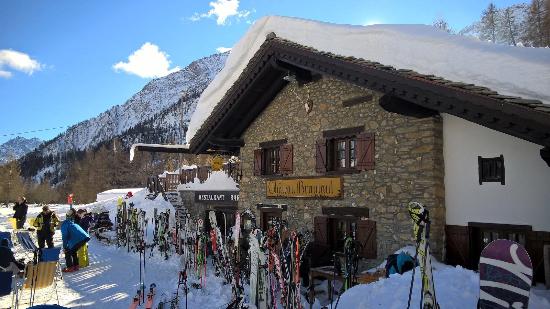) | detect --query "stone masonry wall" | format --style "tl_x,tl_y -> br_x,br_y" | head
238,76 -> 445,260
